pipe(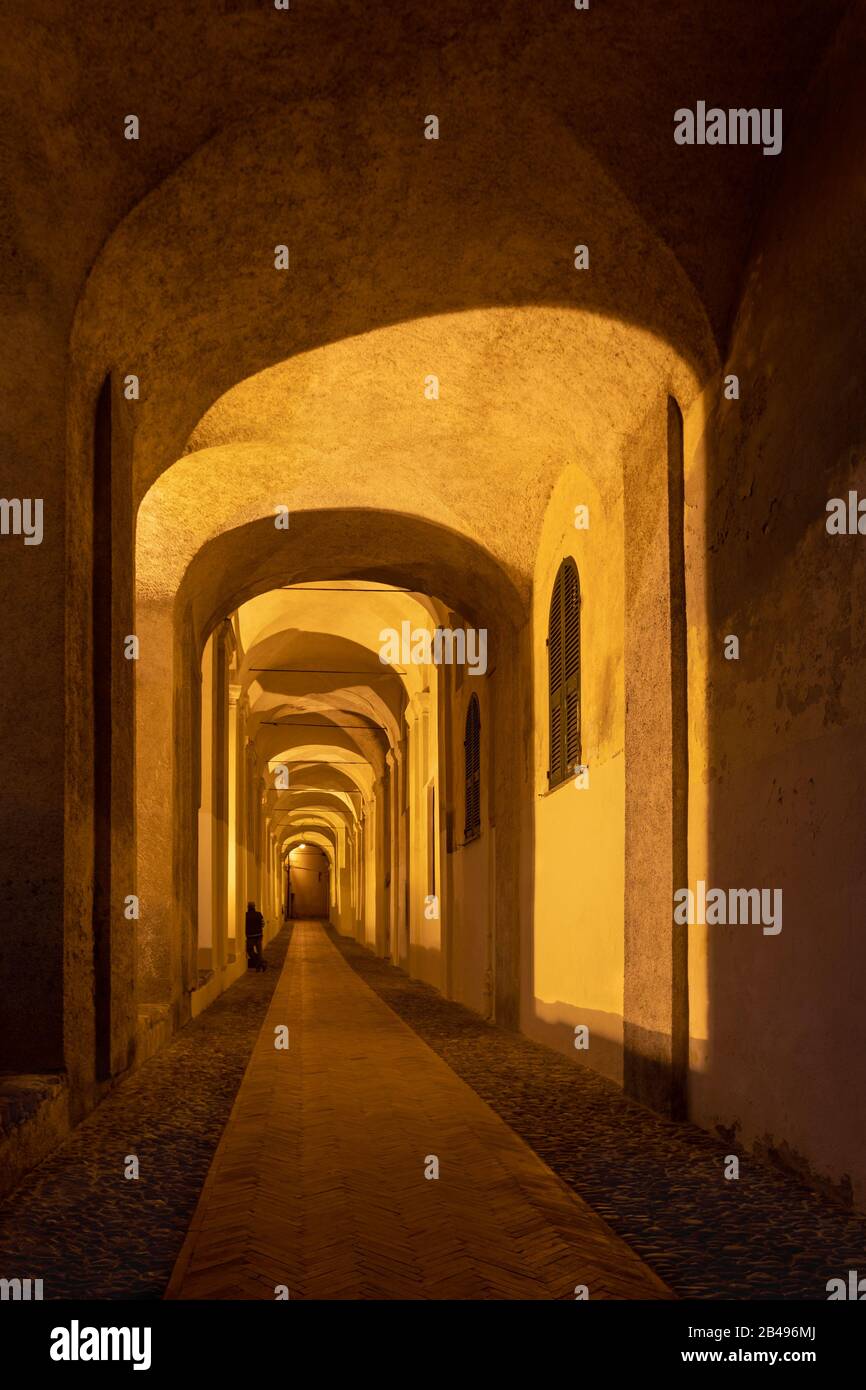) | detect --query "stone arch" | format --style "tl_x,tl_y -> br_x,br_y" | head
283,833 -> 336,876
60,49 -> 716,1101
1,0 -> 860,1211
68,99 -> 716,509
134,508 -> 531,1040
284,836 -> 335,921
66,115 -> 711,1066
